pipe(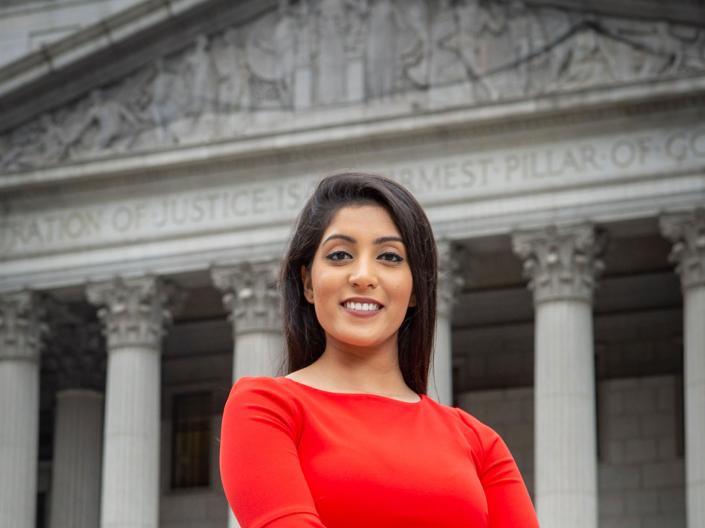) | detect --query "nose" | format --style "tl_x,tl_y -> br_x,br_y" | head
348,257 -> 378,289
